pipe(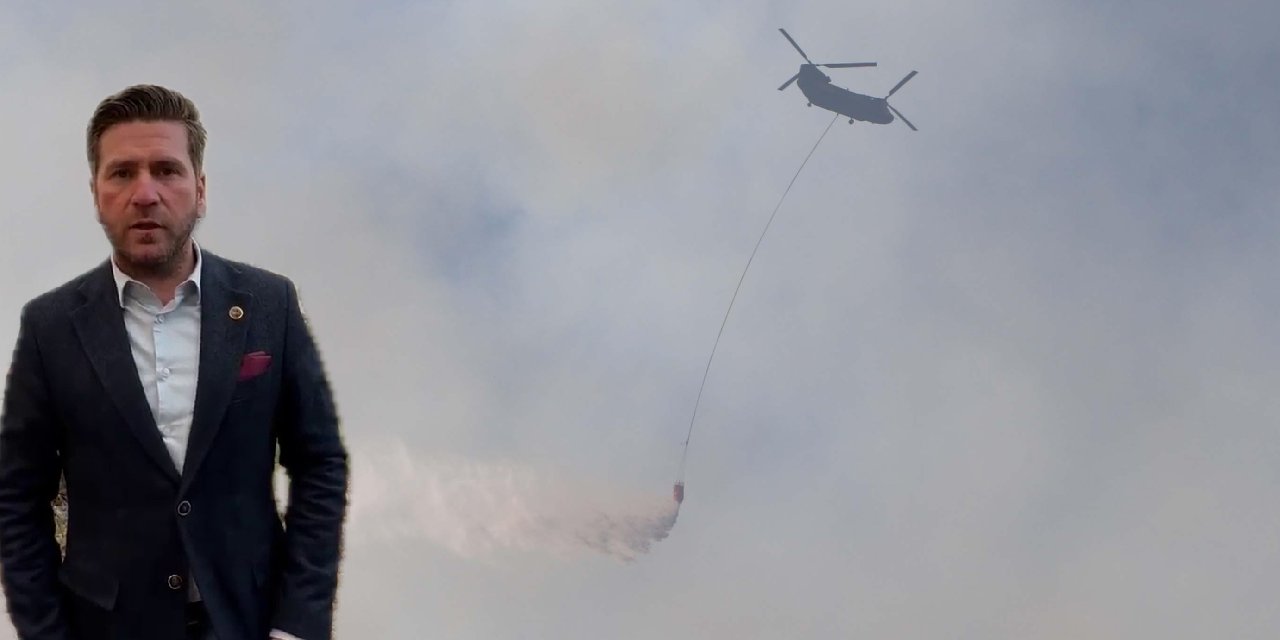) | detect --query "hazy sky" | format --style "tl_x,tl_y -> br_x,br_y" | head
3,1 -> 1280,638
